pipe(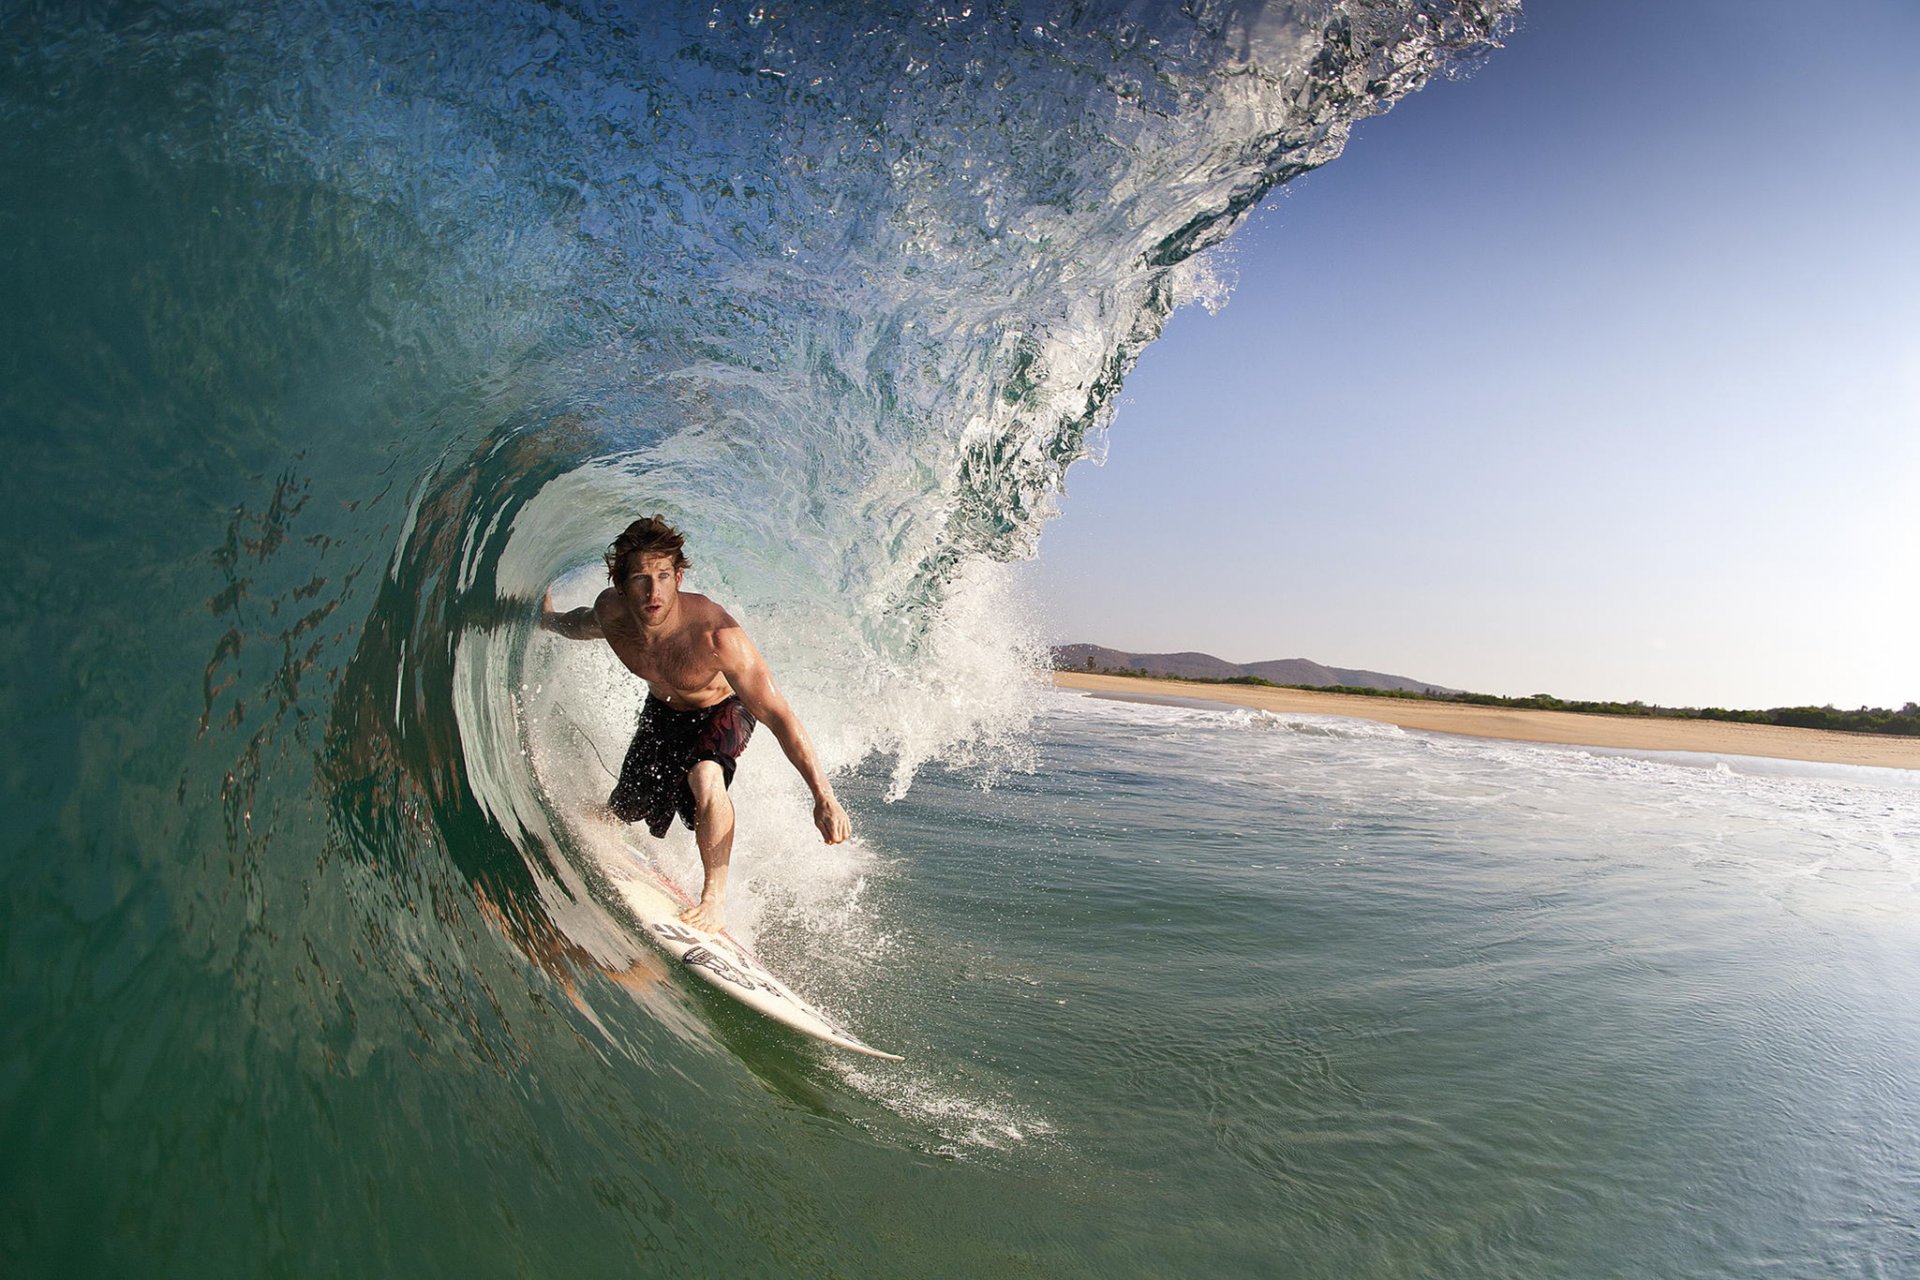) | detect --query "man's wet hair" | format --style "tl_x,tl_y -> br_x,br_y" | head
605,515 -> 691,583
